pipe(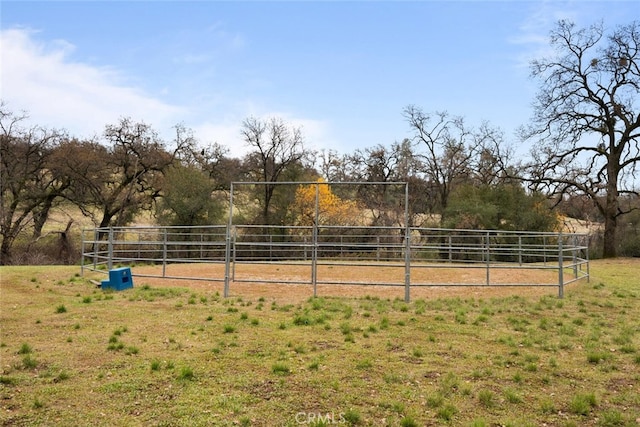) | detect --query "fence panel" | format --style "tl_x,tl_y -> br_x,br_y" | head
82,225 -> 589,301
